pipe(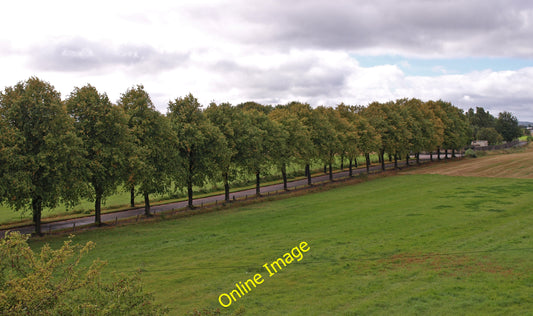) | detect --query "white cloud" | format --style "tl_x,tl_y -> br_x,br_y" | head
1,0 -> 533,121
